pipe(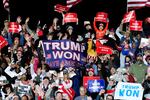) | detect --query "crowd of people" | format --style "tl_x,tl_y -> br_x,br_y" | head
0,12 -> 150,100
